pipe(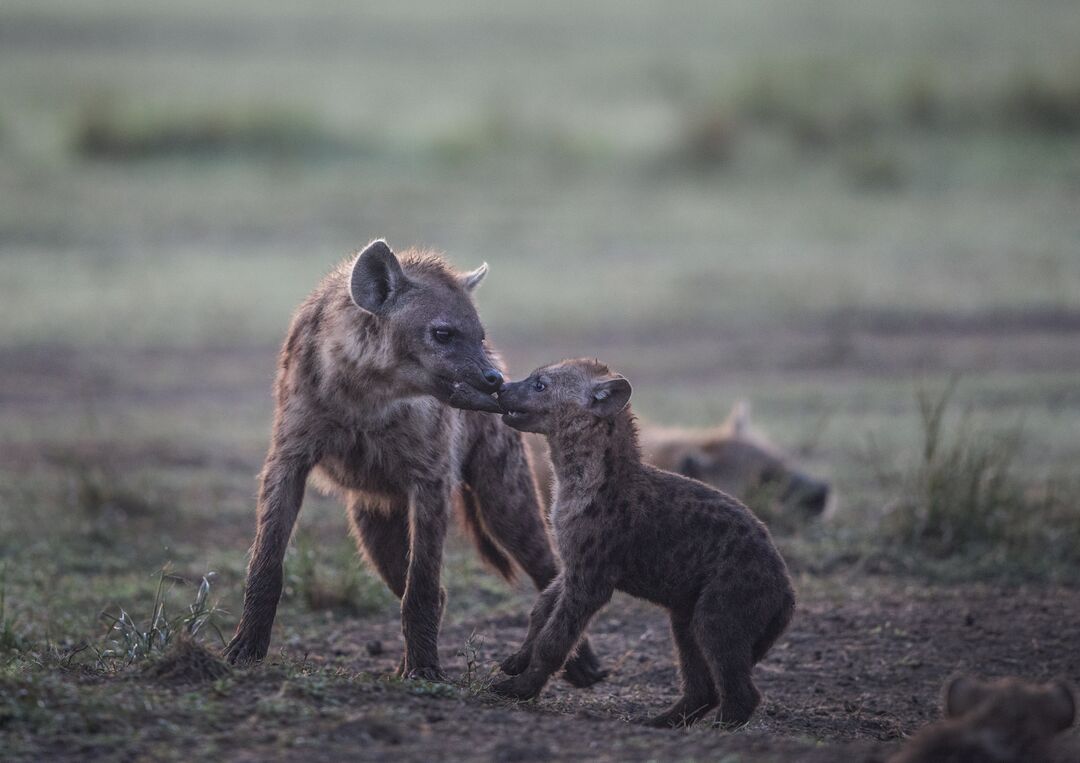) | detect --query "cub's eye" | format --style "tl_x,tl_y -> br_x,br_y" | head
533,380 -> 547,392
432,327 -> 454,344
